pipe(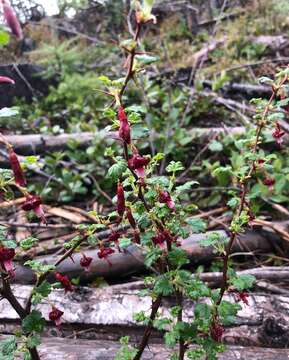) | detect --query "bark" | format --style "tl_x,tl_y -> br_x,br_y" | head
12,229 -> 282,284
